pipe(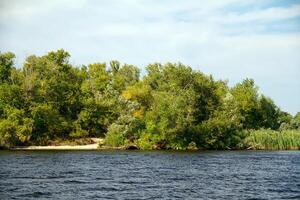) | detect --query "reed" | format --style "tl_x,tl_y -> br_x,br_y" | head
244,129 -> 300,150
